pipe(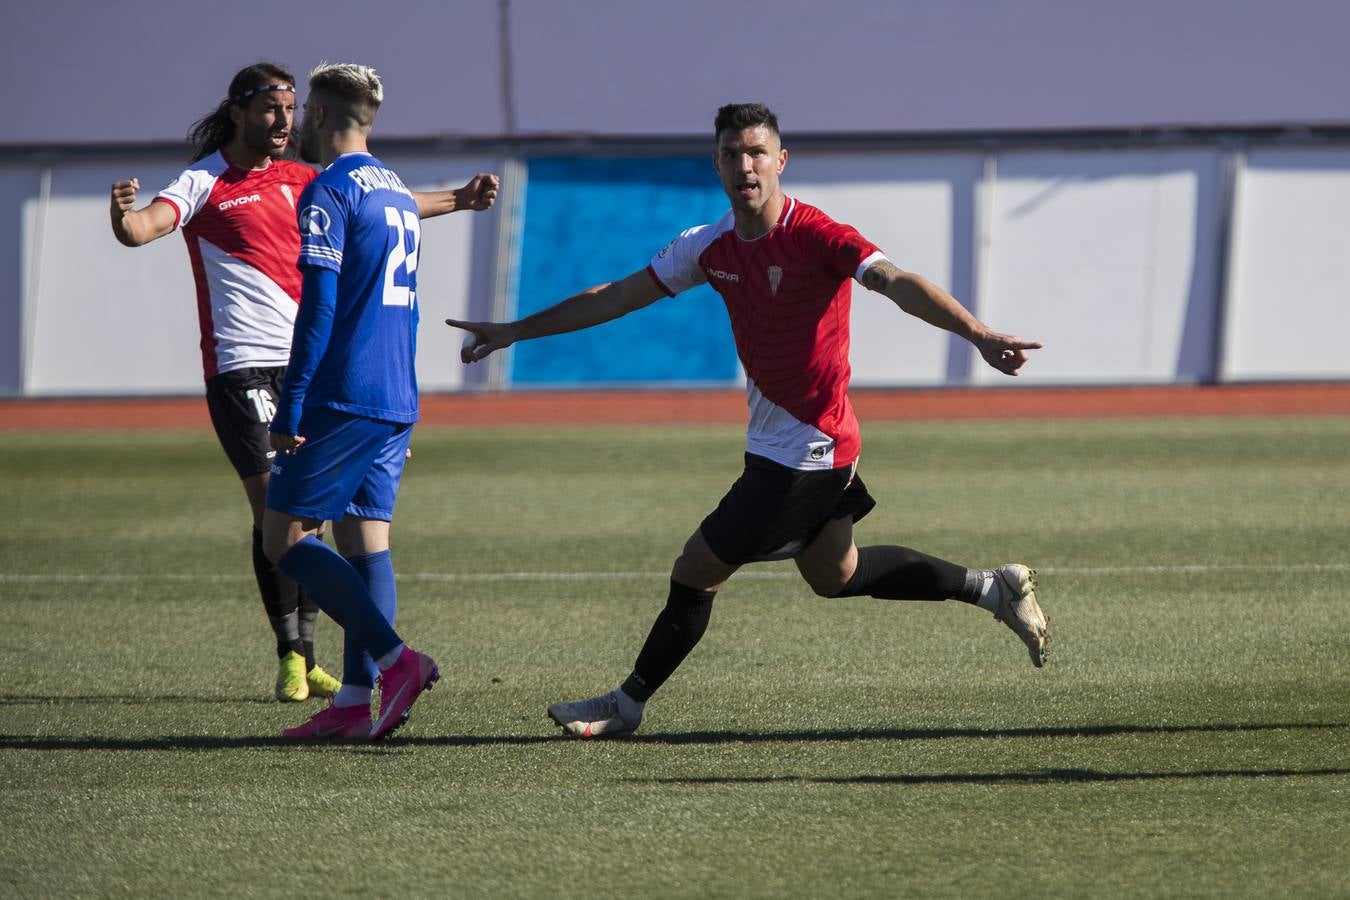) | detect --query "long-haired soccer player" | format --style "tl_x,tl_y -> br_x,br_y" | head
111,63 -> 496,703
